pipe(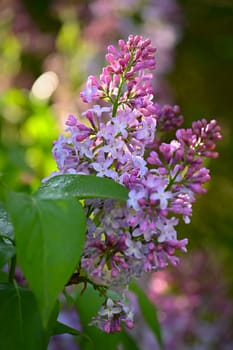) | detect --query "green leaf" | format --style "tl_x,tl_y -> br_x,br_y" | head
35,174 -> 129,201
52,321 -> 82,336
0,202 -> 14,241
75,286 -> 115,350
0,270 -> 8,283
0,283 -> 50,350
0,241 -> 15,268
130,280 -> 164,349
6,191 -> 86,327
120,331 -> 142,350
